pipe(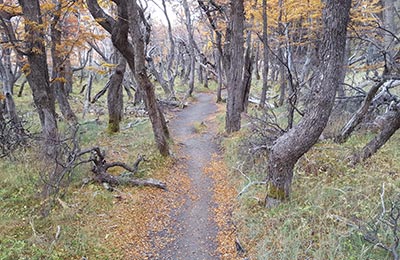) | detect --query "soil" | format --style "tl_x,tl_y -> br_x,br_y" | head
157,93 -> 220,259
